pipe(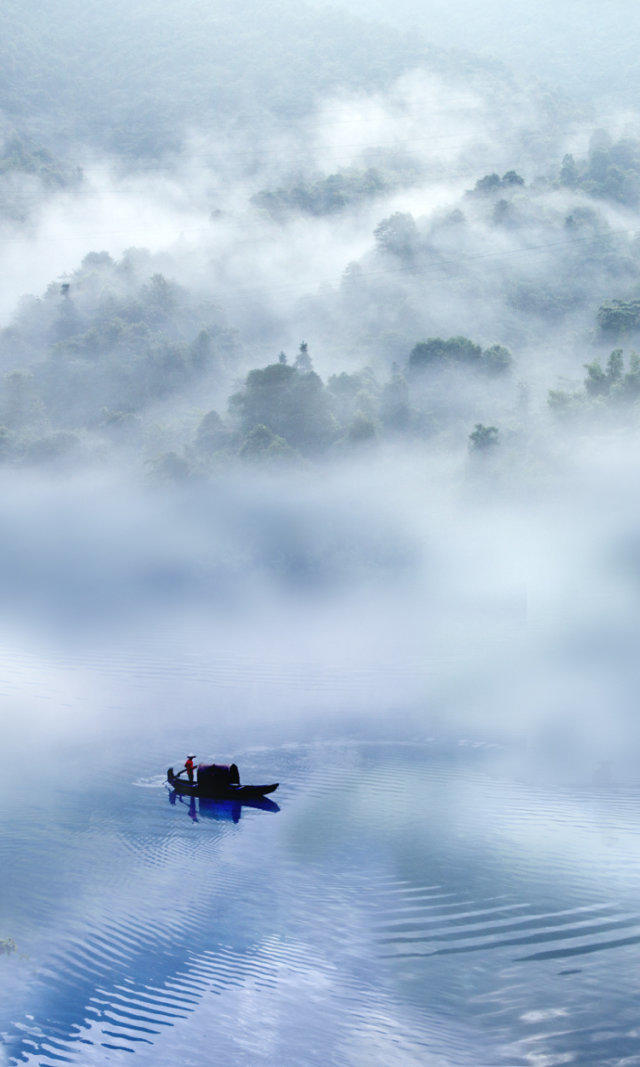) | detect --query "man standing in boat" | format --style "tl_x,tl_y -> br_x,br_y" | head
183,754 -> 196,784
